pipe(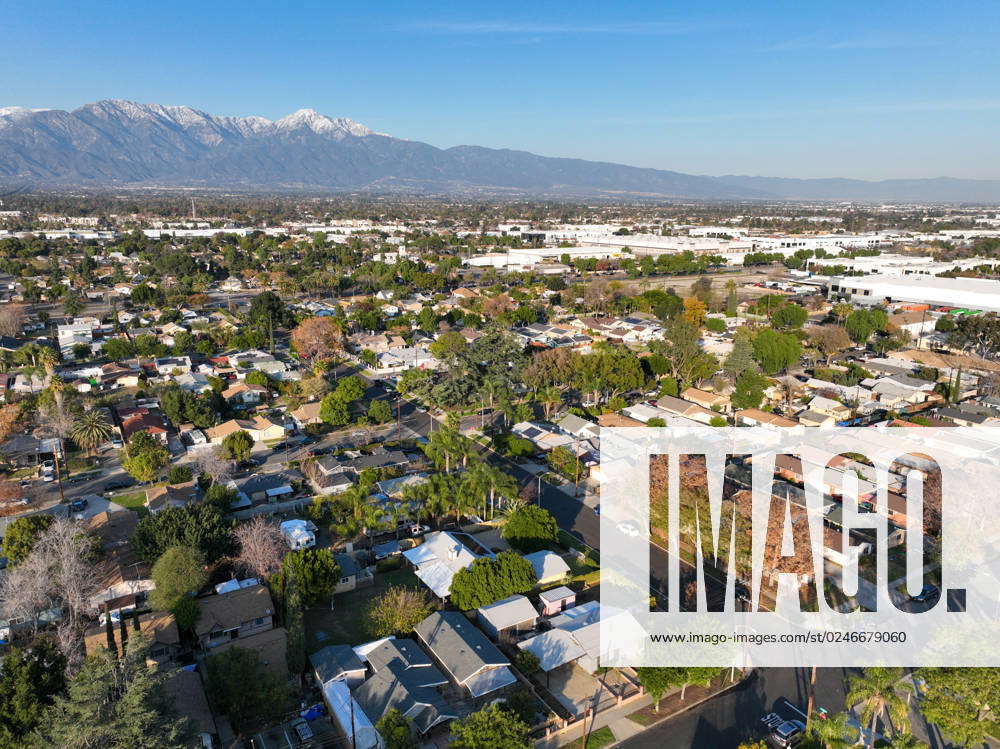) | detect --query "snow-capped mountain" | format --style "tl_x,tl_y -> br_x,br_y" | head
1,99 -> 999,201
